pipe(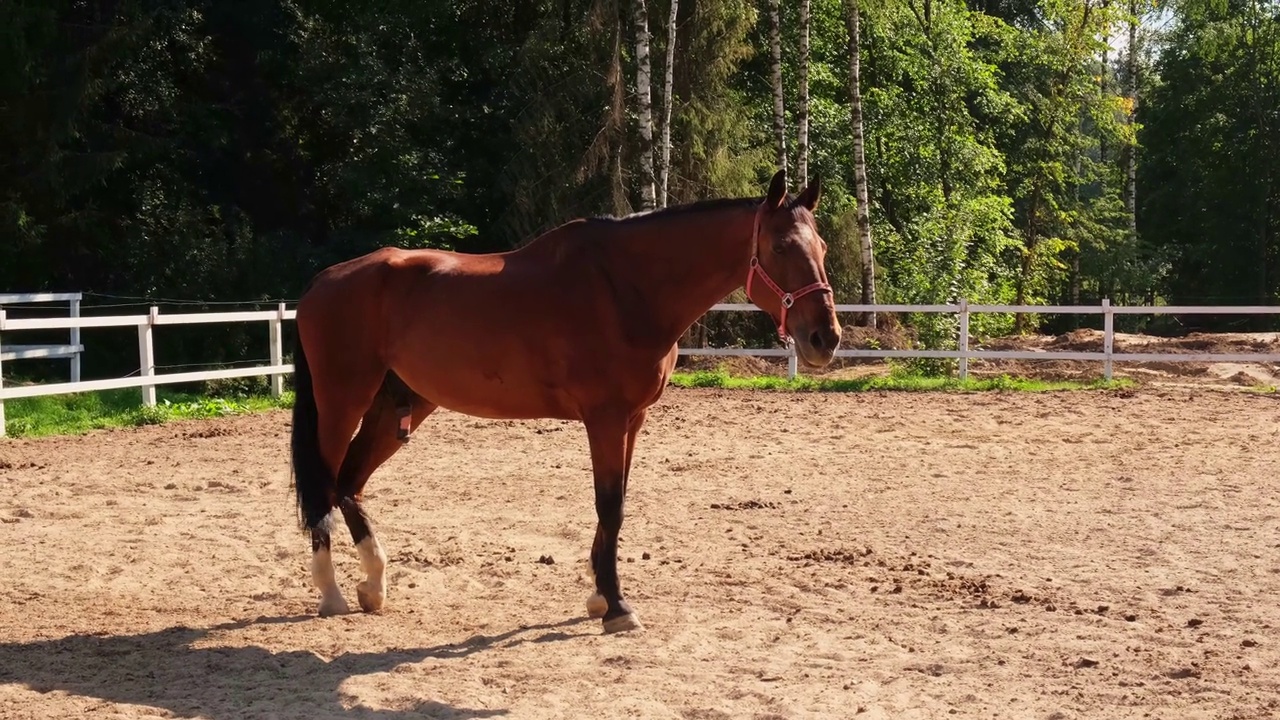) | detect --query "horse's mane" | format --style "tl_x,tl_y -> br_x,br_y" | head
517,192 -> 803,256
584,196 -> 760,225
583,192 -> 804,226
